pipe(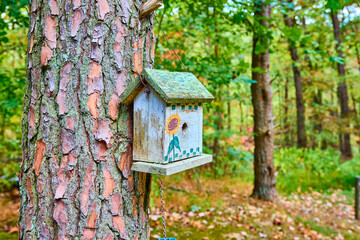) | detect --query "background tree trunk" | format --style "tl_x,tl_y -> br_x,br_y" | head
239,101 -> 243,132
353,24 -> 360,72
250,1 -> 277,202
283,3 -> 307,148
212,12 -> 223,166
19,0 -> 155,239
283,76 -> 290,147
313,90 -> 324,148
352,95 -> 360,153
227,101 -> 231,130
330,9 -> 352,160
